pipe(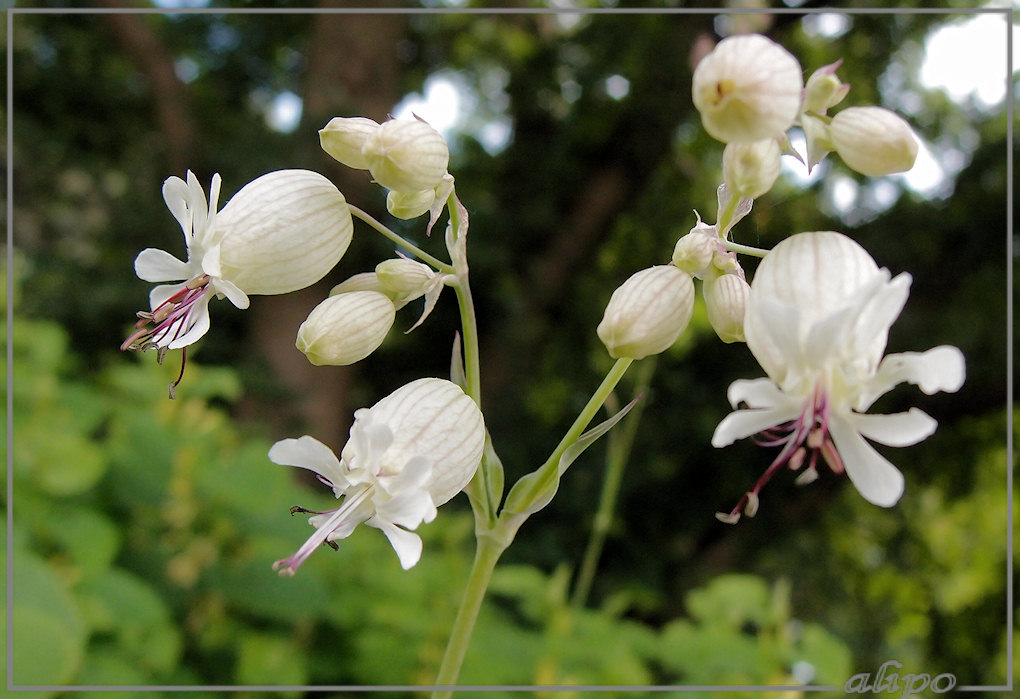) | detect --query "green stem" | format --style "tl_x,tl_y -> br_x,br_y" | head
570,356 -> 656,609
432,356 -> 634,693
348,204 -> 455,275
453,282 -> 482,405
431,537 -> 505,699
720,239 -> 769,258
